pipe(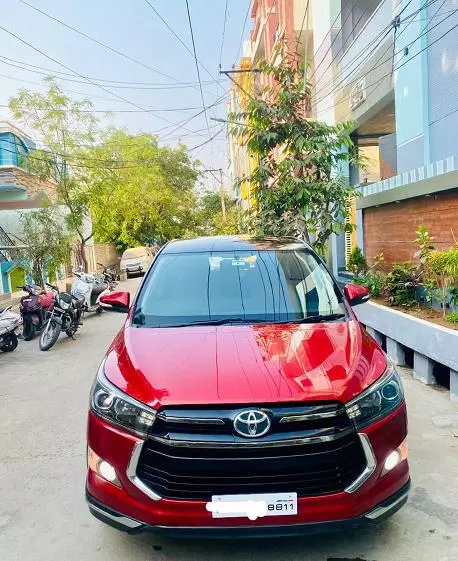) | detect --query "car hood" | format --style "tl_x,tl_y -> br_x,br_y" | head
104,319 -> 387,408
